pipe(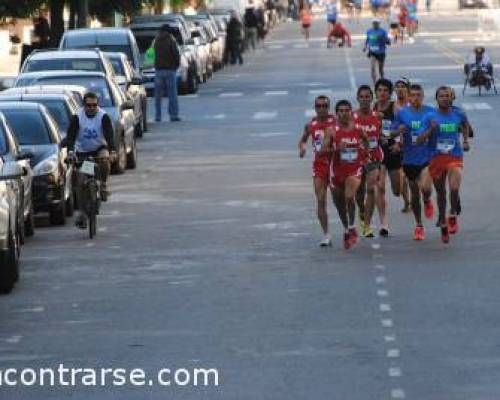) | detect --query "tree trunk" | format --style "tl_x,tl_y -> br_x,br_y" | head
77,0 -> 89,28
49,0 -> 65,47
69,0 -> 77,29
154,0 -> 164,14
